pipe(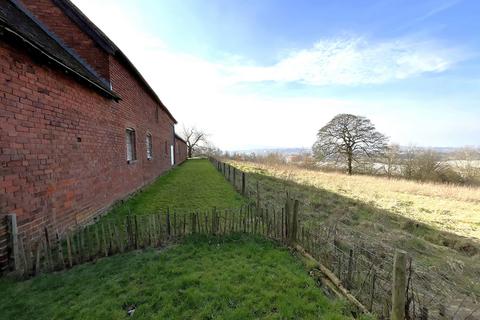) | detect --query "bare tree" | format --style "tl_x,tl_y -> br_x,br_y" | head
312,114 -> 388,175
453,147 -> 480,184
181,126 -> 208,158
384,144 -> 401,177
